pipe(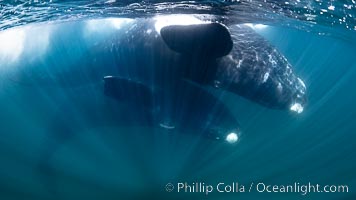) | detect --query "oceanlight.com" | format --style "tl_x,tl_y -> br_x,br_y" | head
164,182 -> 349,196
